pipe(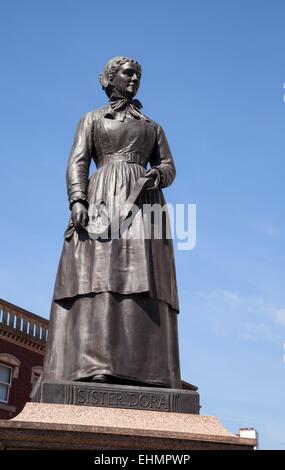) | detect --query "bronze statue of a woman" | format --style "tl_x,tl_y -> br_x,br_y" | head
42,56 -> 181,389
